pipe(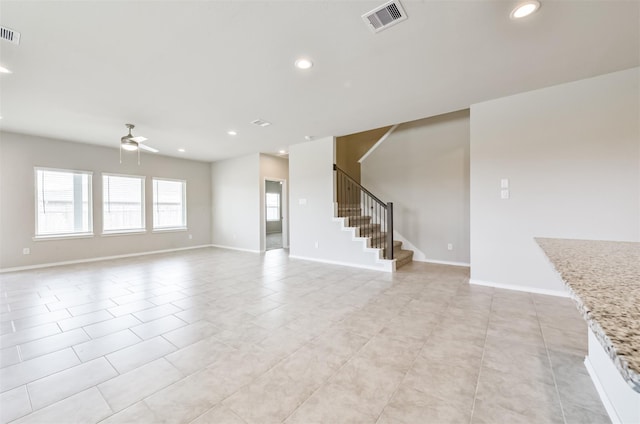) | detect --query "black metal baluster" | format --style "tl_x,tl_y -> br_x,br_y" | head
333,164 -> 393,260
387,202 -> 393,260
378,202 -> 381,250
